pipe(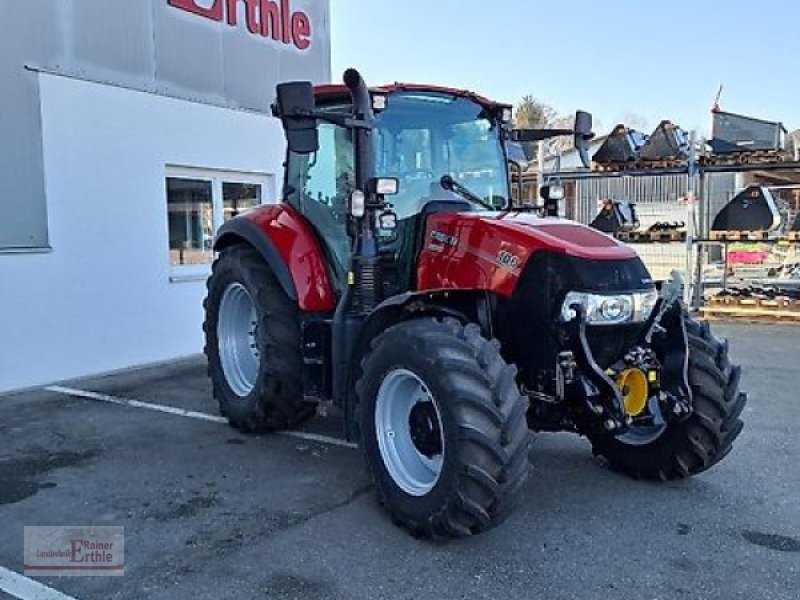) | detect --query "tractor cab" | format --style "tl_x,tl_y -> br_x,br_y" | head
282,85 -> 513,296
